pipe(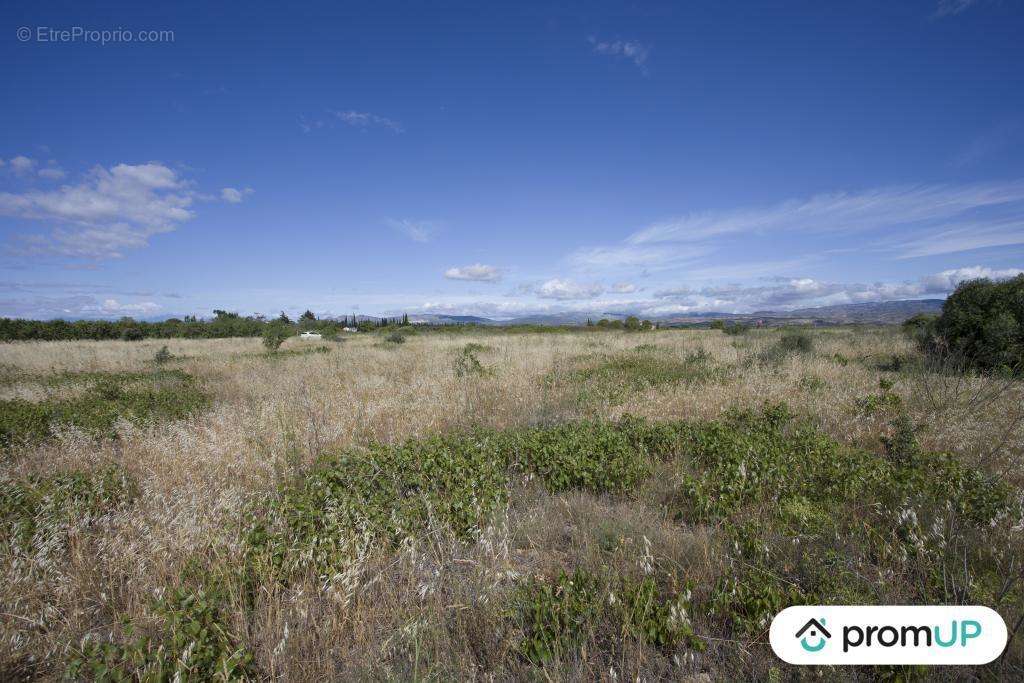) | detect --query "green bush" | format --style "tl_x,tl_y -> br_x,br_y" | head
453,344 -> 491,377
385,332 -> 406,344
67,586 -> 253,681
262,325 -> 290,352
120,327 -> 144,342
245,430 -> 513,577
777,330 -> 813,353
0,465 -> 136,555
933,274 -> 1024,371
0,370 -> 208,447
516,569 -> 702,664
551,346 -> 725,406
506,420 -> 652,494
244,417 -> 677,579
153,345 -> 173,364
